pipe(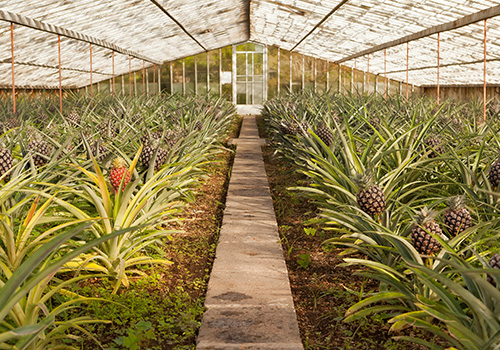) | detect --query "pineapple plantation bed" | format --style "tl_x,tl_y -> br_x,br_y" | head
0,93 -> 240,349
258,91 -> 500,350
